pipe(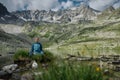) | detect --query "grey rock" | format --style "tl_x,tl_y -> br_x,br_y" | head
2,64 -> 18,73
21,73 -> 34,80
